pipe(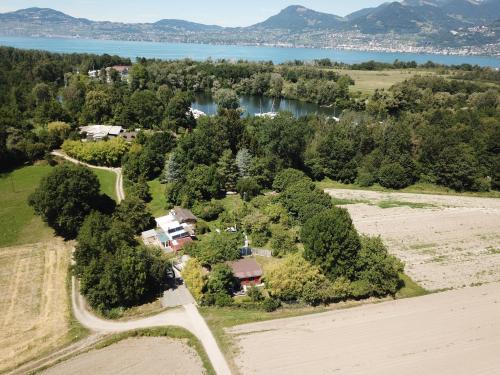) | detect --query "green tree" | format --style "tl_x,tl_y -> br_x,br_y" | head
236,177 -> 261,201
236,148 -> 253,178
182,258 -> 206,302
272,168 -> 308,192
301,208 -> 361,280
164,92 -> 195,131
265,253 -> 326,301
217,149 -> 239,191
354,236 -> 404,297
214,88 -> 240,110
206,264 -> 238,295
113,196 -> 154,234
189,232 -> 242,266
28,164 -> 101,238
